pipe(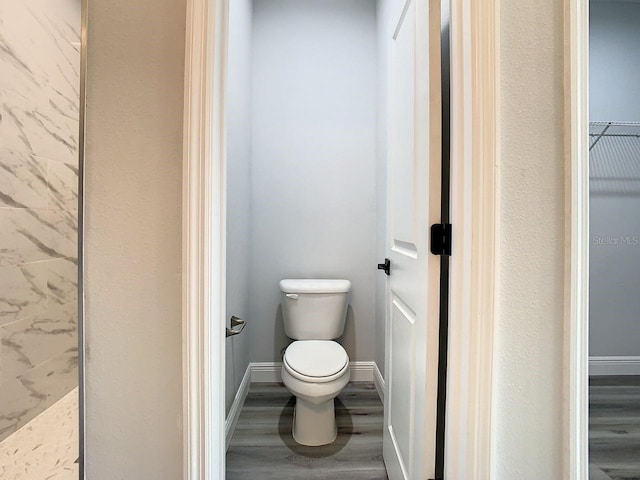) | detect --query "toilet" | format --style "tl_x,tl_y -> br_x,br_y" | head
279,278 -> 352,446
